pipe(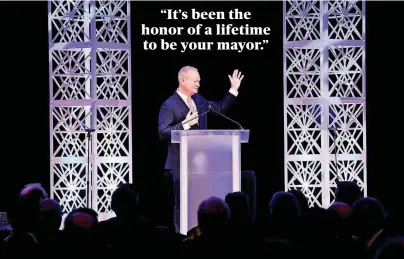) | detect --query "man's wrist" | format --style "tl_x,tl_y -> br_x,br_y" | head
229,88 -> 239,96
182,121 -> 191,130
